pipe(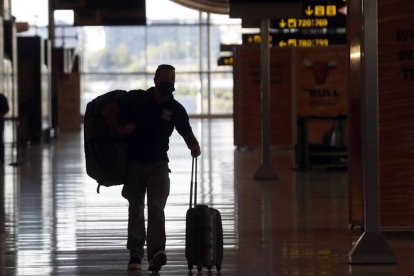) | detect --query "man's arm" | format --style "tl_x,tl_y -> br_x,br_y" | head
174,102 -> 201,157
102,101 -> 135,136
183,132 -> 201,157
